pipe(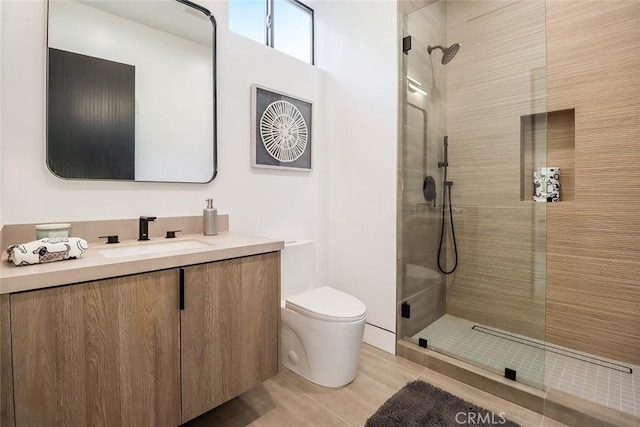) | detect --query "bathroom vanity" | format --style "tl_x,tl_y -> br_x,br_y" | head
0,232 -> 283,426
